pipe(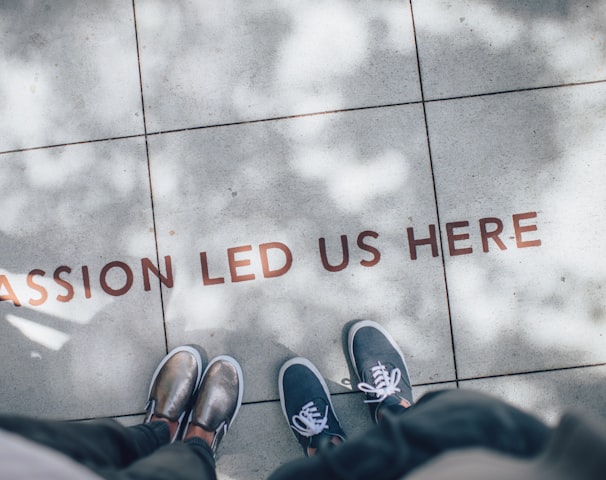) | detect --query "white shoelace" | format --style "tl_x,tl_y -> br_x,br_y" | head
357,361 -> 401,404
291,401 -> 329,437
